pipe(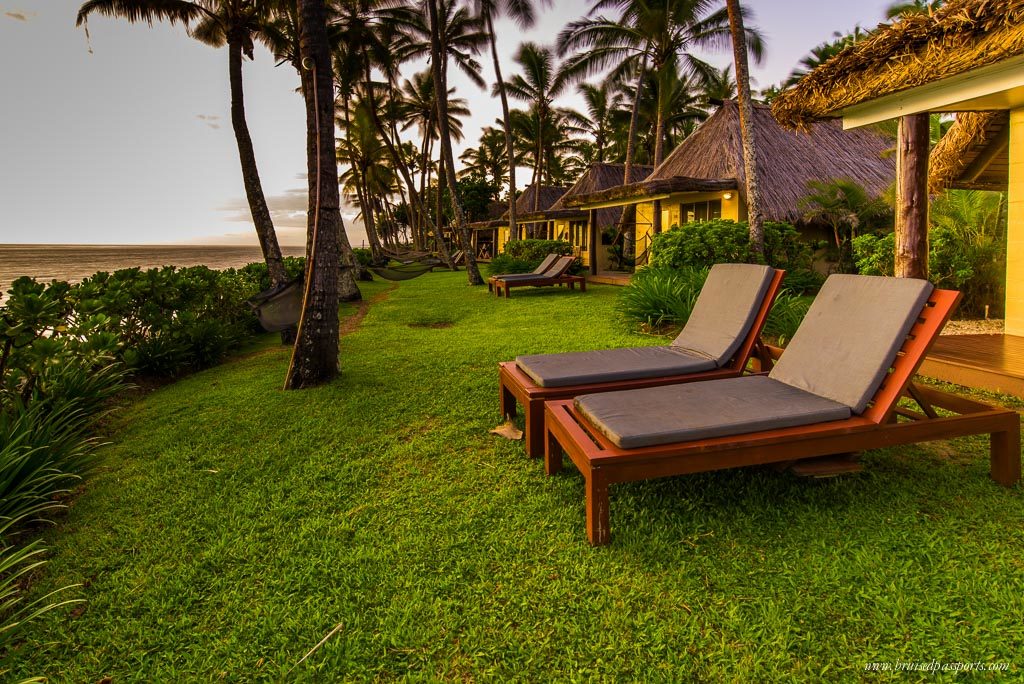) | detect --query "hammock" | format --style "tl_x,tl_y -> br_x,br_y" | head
247,278 -> 303,332
369,262 -> 437,281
